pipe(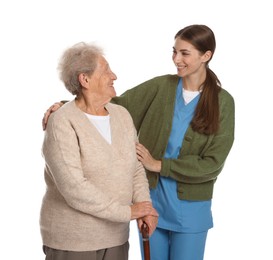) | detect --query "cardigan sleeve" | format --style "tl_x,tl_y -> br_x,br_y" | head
132,157 -> 152,203
42,111 -> 131,223
115,105 -> 152,203
160,89 -> 235,183
132,137 -> 151,204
